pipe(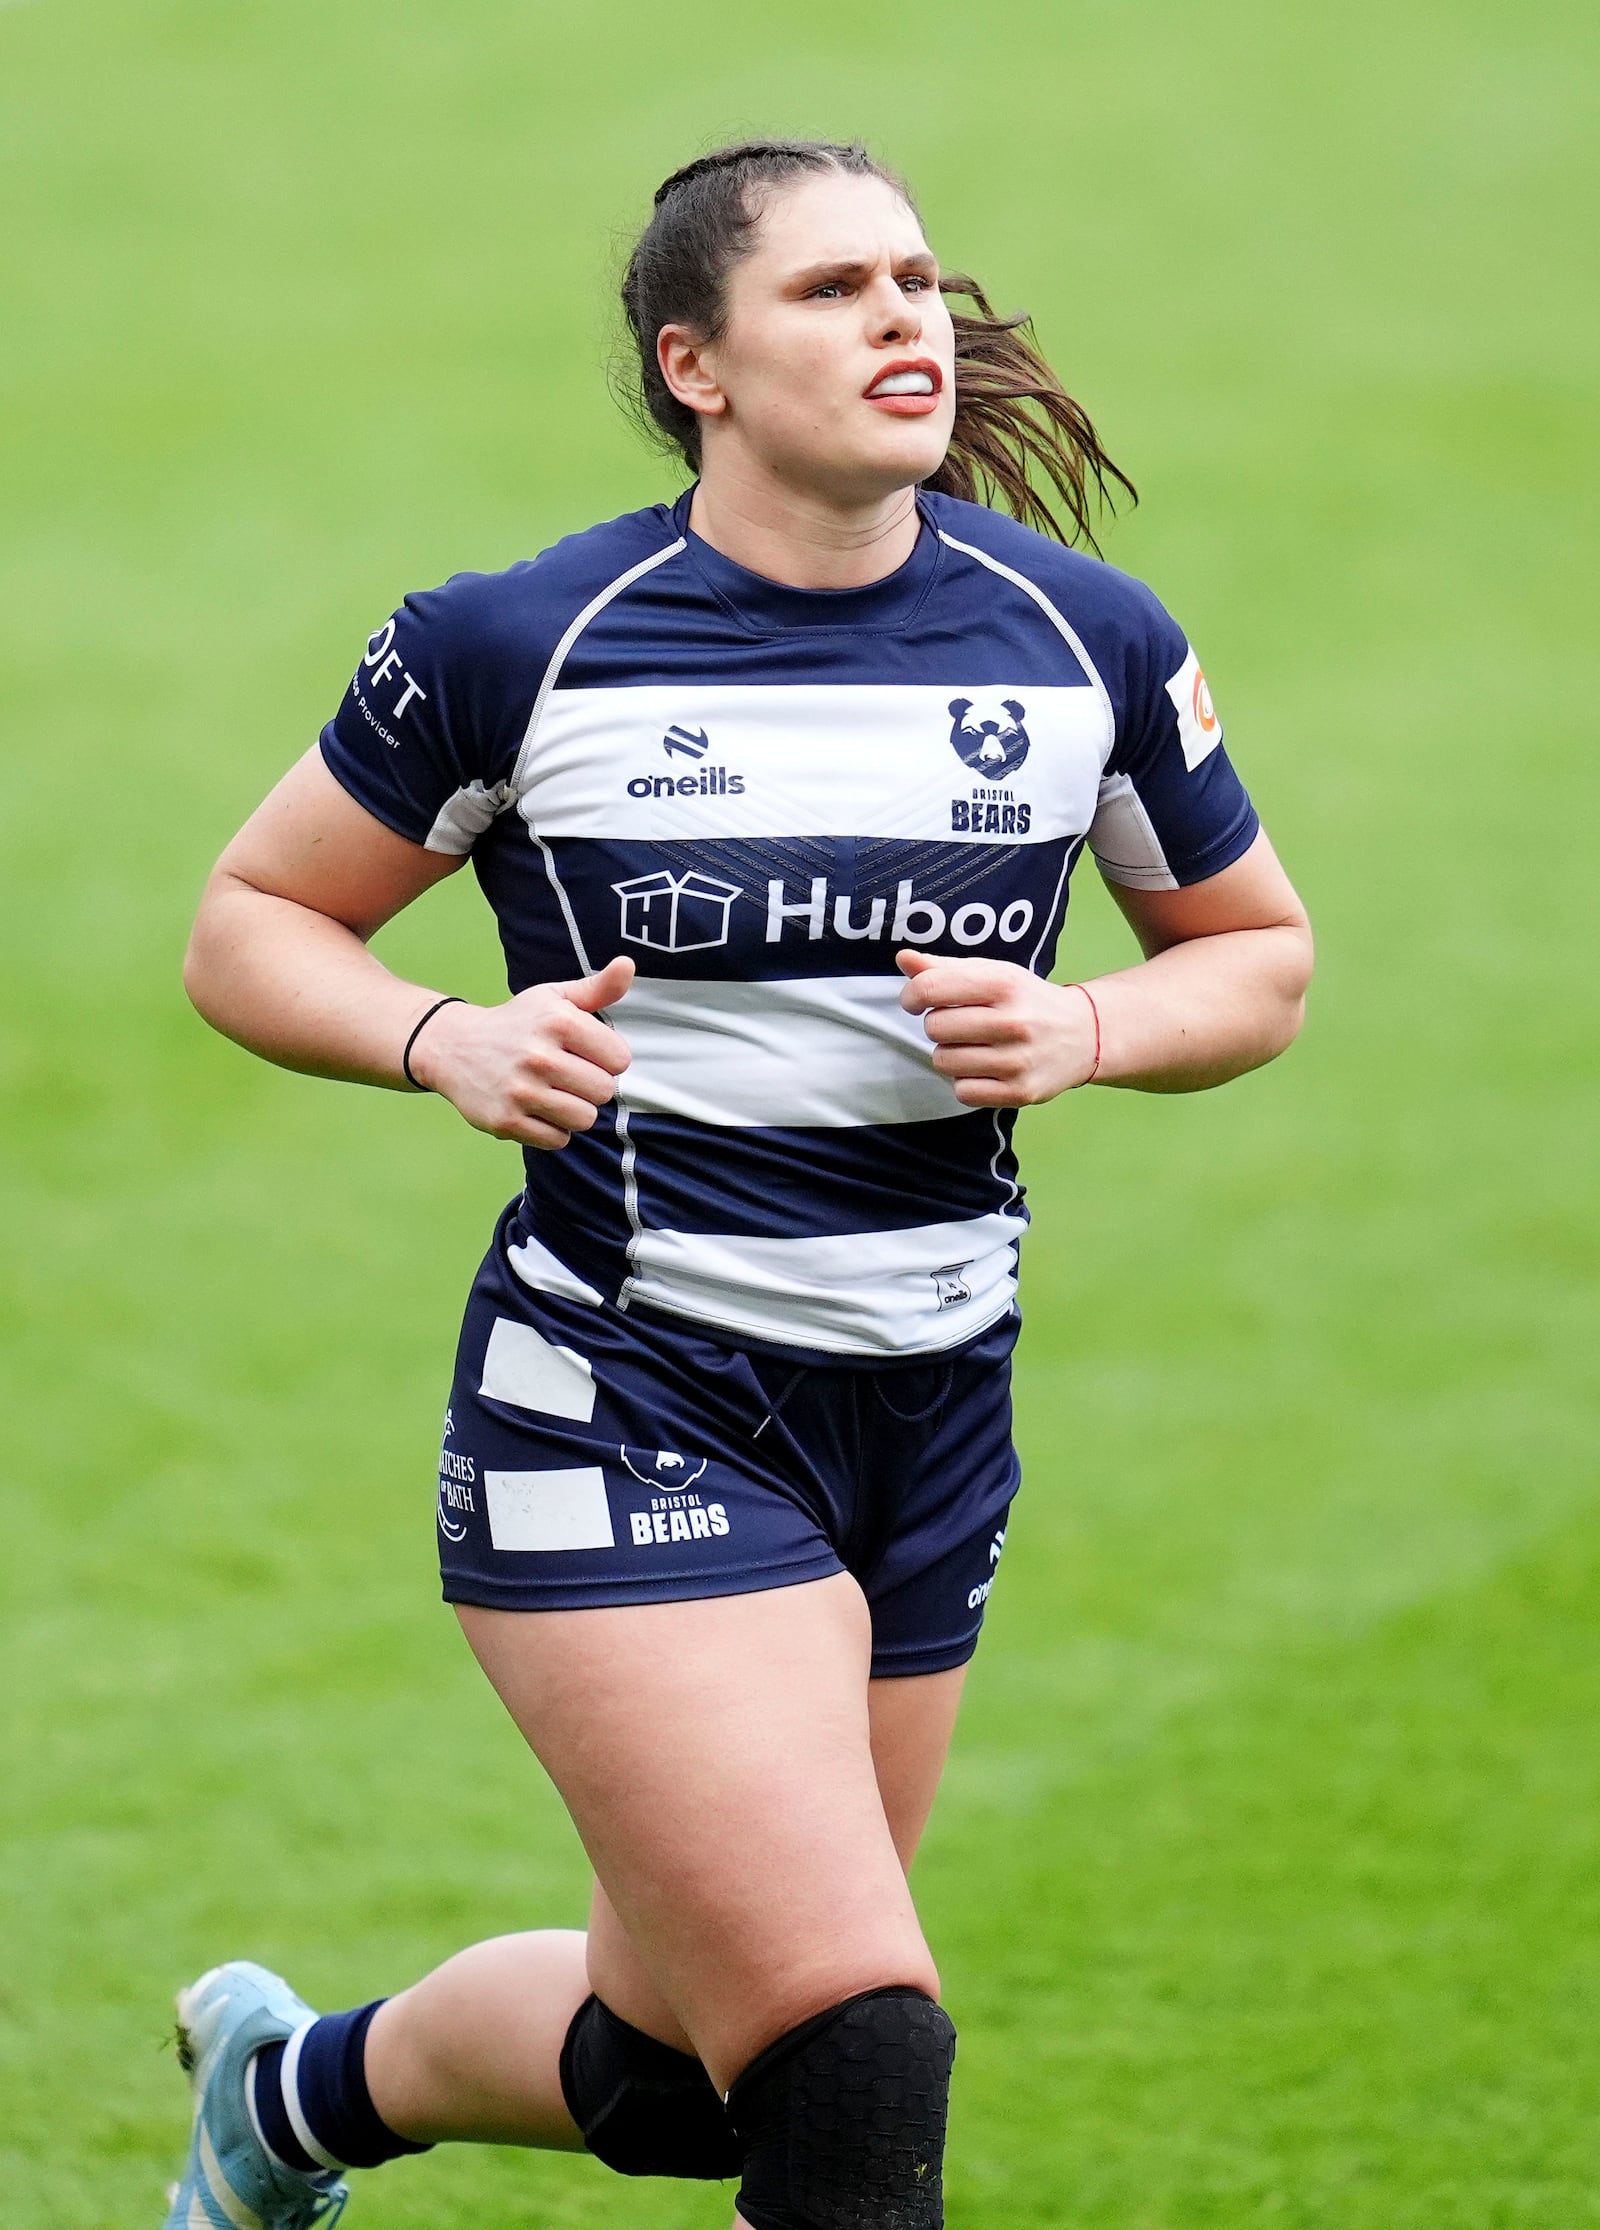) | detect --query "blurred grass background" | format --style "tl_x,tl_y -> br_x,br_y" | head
2,0 -> 1597,2222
